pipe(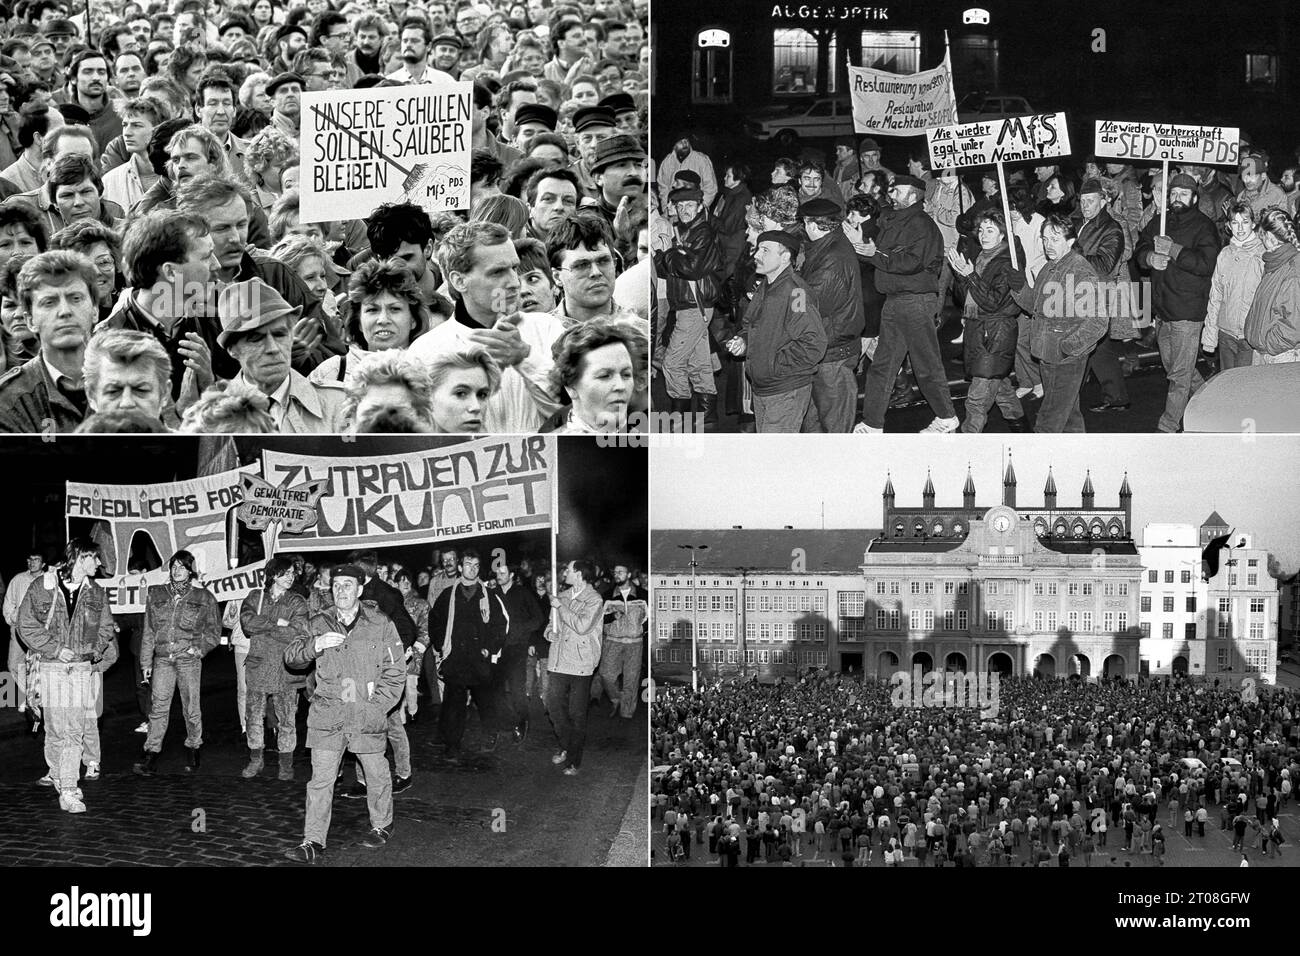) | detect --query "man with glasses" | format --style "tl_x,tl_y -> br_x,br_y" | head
293,48 -> 339,92
546,212 -> 636,324
454,5 -> 486,41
